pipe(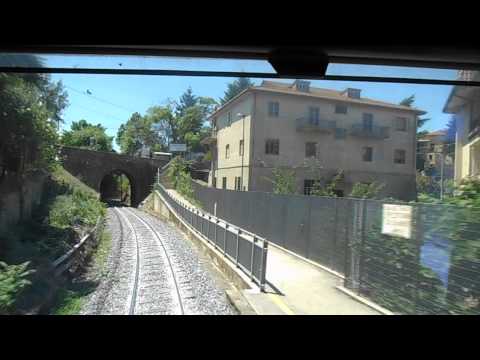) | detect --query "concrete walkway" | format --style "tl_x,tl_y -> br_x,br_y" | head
254,245 -> 380,315
163,188 -> 380,315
